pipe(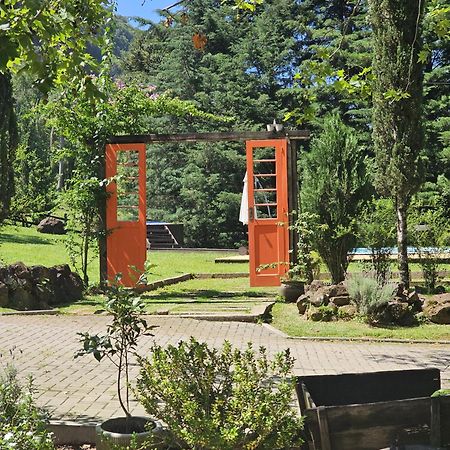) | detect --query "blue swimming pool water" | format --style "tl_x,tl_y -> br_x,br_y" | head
350,247 -> 450,255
